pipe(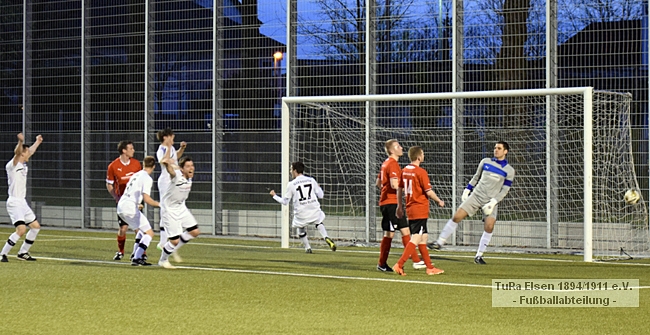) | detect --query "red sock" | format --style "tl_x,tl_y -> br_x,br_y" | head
418,244 -> 433,269
117,235 -> 126,253
397,243 -> 417,266
378,236 -> 392,265
402,235 -> 421,263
